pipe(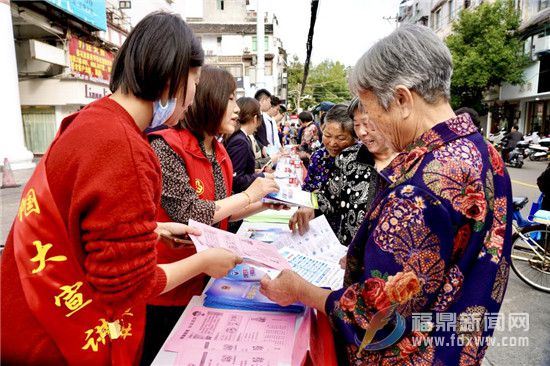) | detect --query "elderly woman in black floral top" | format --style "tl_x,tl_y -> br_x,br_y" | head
290,98 -> 396,246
